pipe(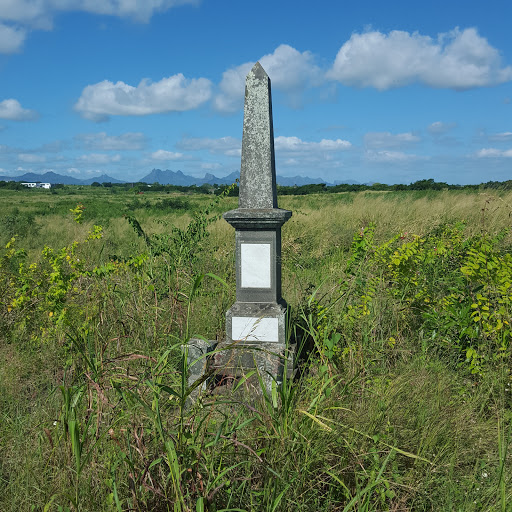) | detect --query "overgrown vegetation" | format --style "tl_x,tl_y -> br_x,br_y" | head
0,186 -> 510,511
